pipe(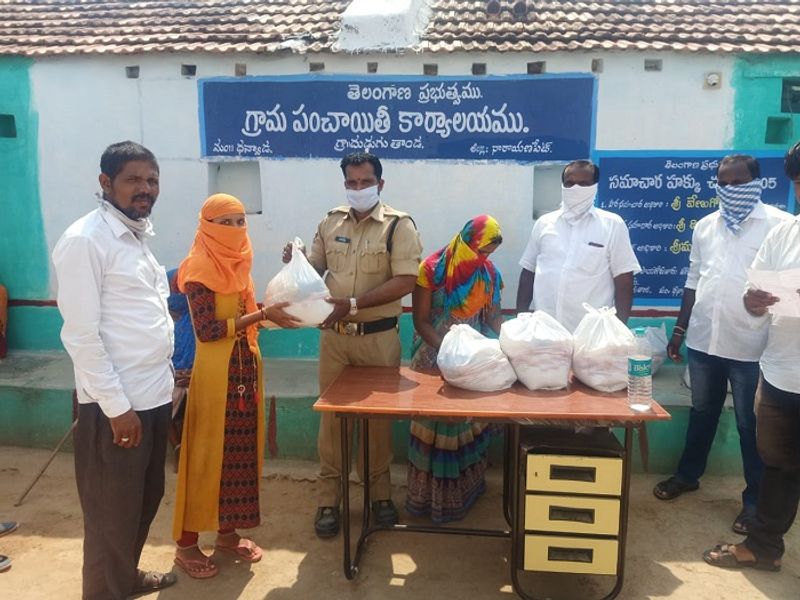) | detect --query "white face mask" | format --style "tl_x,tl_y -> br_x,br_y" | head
345,185 -> 380,213
561,183 -> 597,220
